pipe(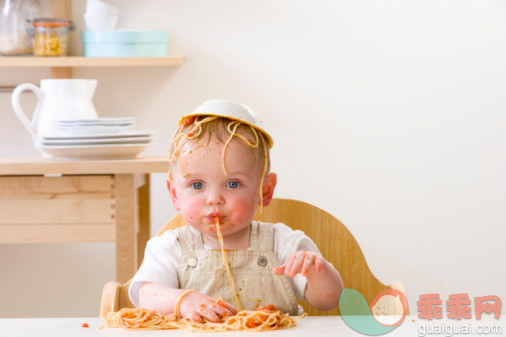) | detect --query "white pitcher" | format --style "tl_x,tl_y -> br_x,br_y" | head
11,79 -> 98,138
